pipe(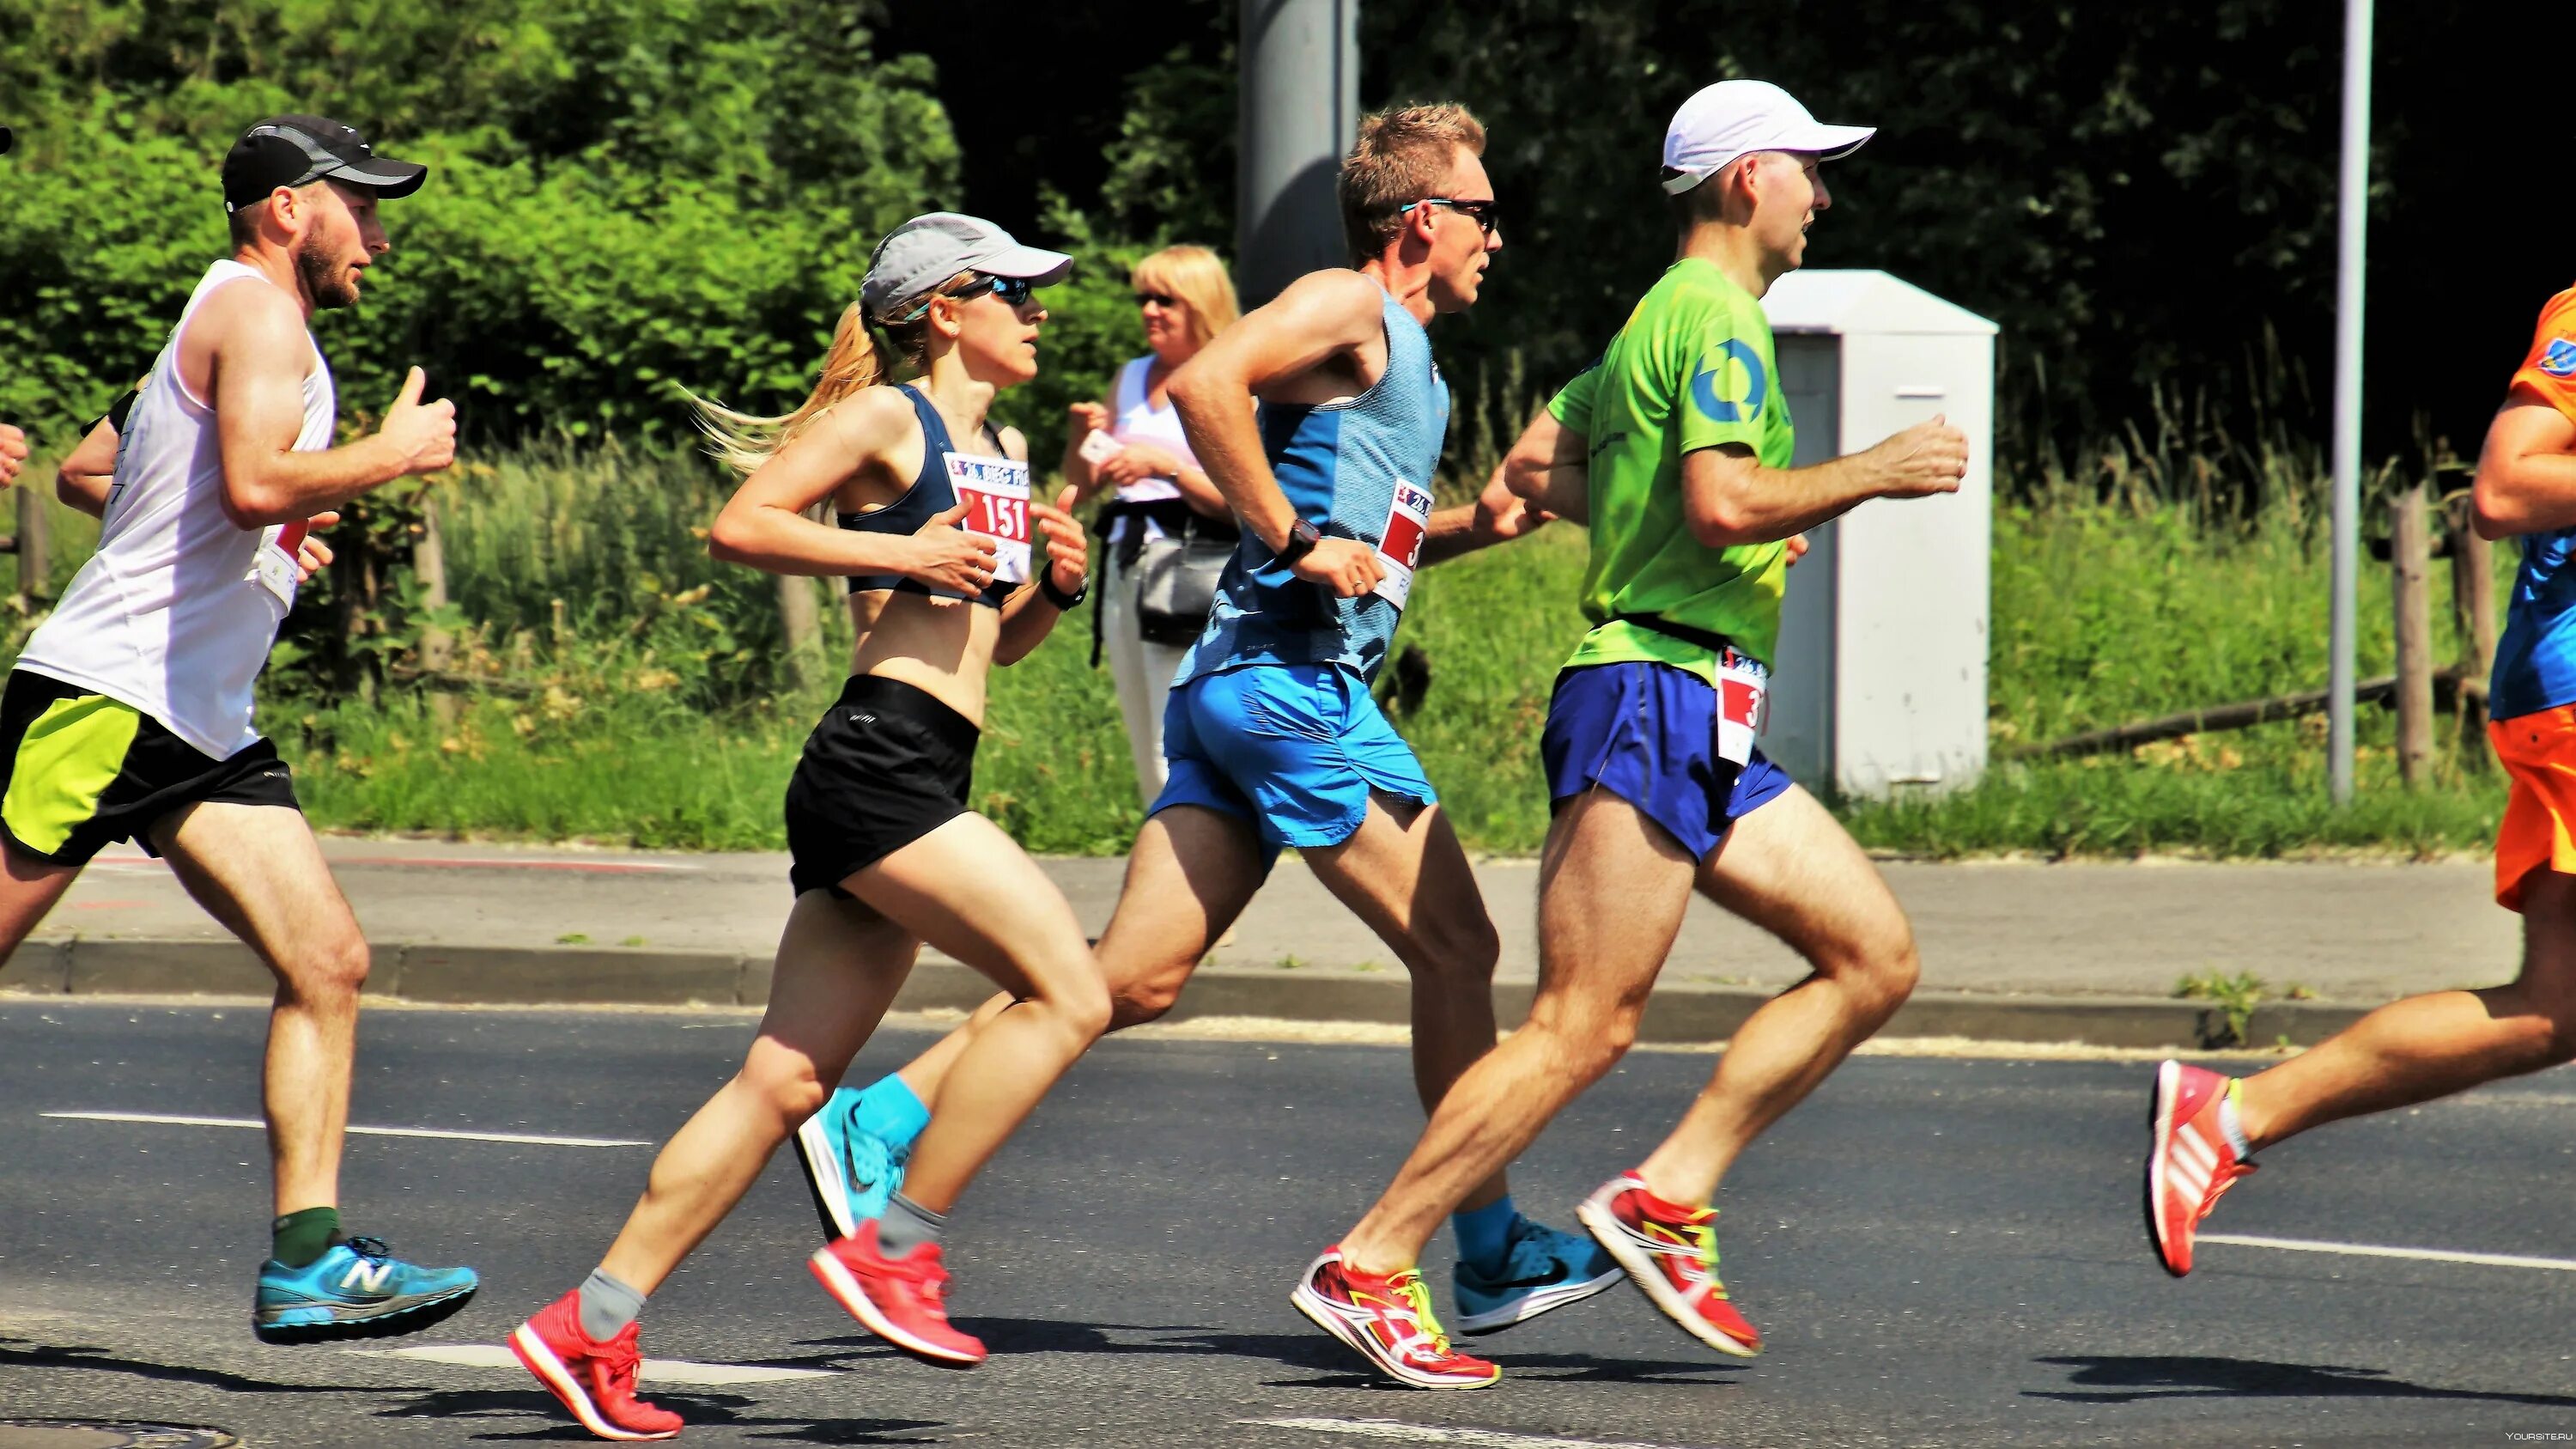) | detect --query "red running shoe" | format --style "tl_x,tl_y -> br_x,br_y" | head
1577,1172 -> 1760,1357
2146,1058 -> 2256,1276
509,1289 -> 683,1442
808,1220 -> 986,1366
1289,1247 -> 1499,1390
